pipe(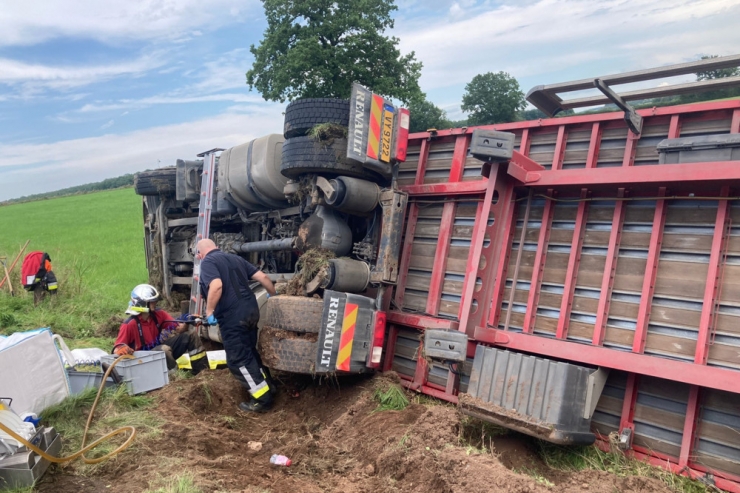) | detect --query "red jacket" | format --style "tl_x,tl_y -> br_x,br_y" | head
114,310 -> 176,351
